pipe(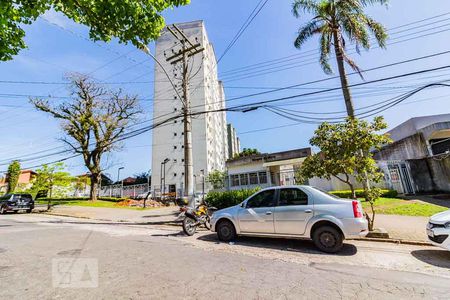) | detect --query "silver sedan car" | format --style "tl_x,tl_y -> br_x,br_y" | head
210,186 -> 368,253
